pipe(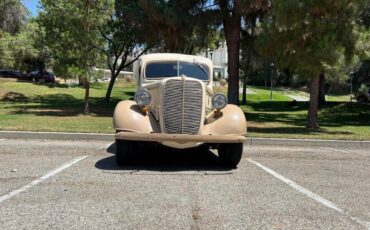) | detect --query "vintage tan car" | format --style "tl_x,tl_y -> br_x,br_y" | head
113,53 -> 247,167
